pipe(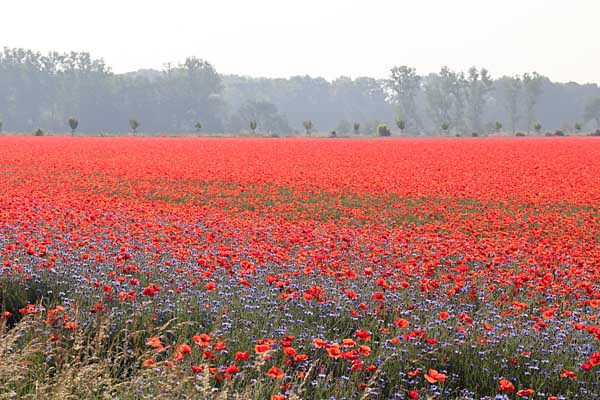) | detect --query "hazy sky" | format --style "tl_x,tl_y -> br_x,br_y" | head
1,0 -> 599,83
